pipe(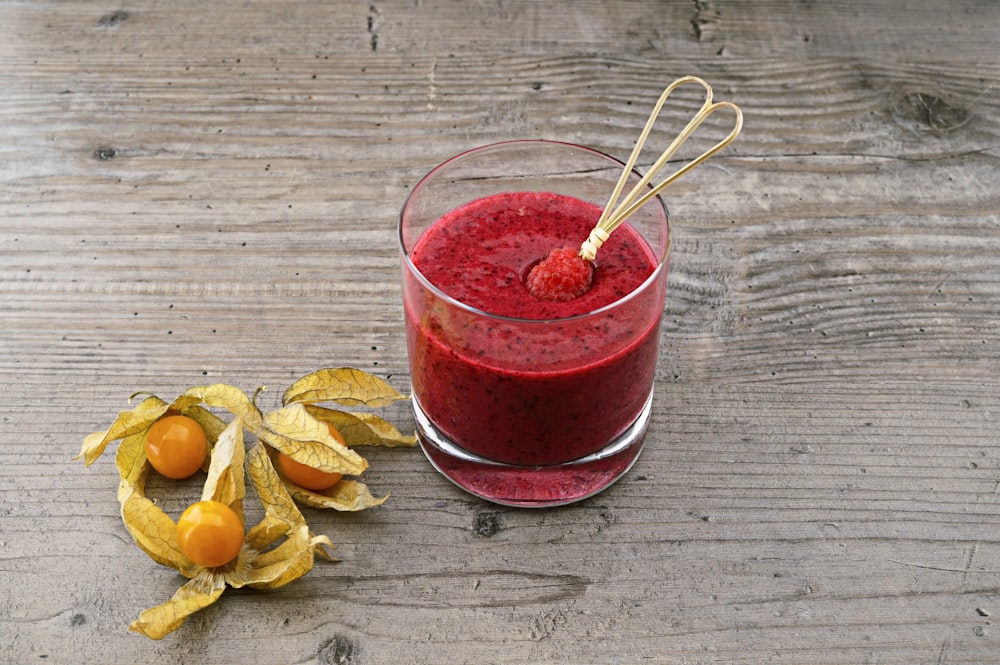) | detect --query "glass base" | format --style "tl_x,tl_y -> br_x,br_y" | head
413,392 -> 652,507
